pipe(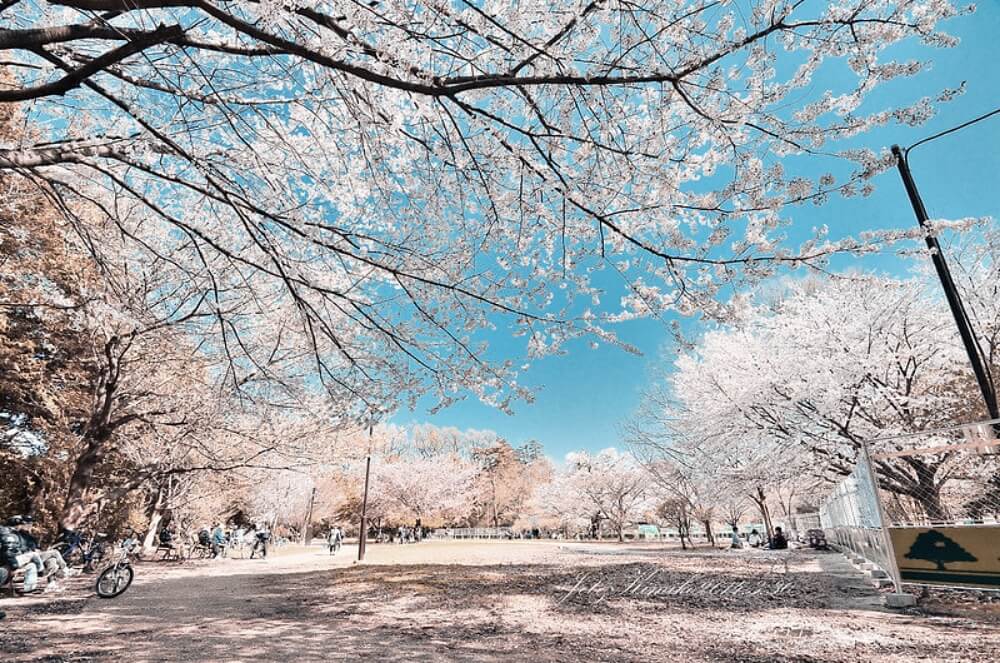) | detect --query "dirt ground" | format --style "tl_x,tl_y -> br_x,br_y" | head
1,540 -> 998,662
